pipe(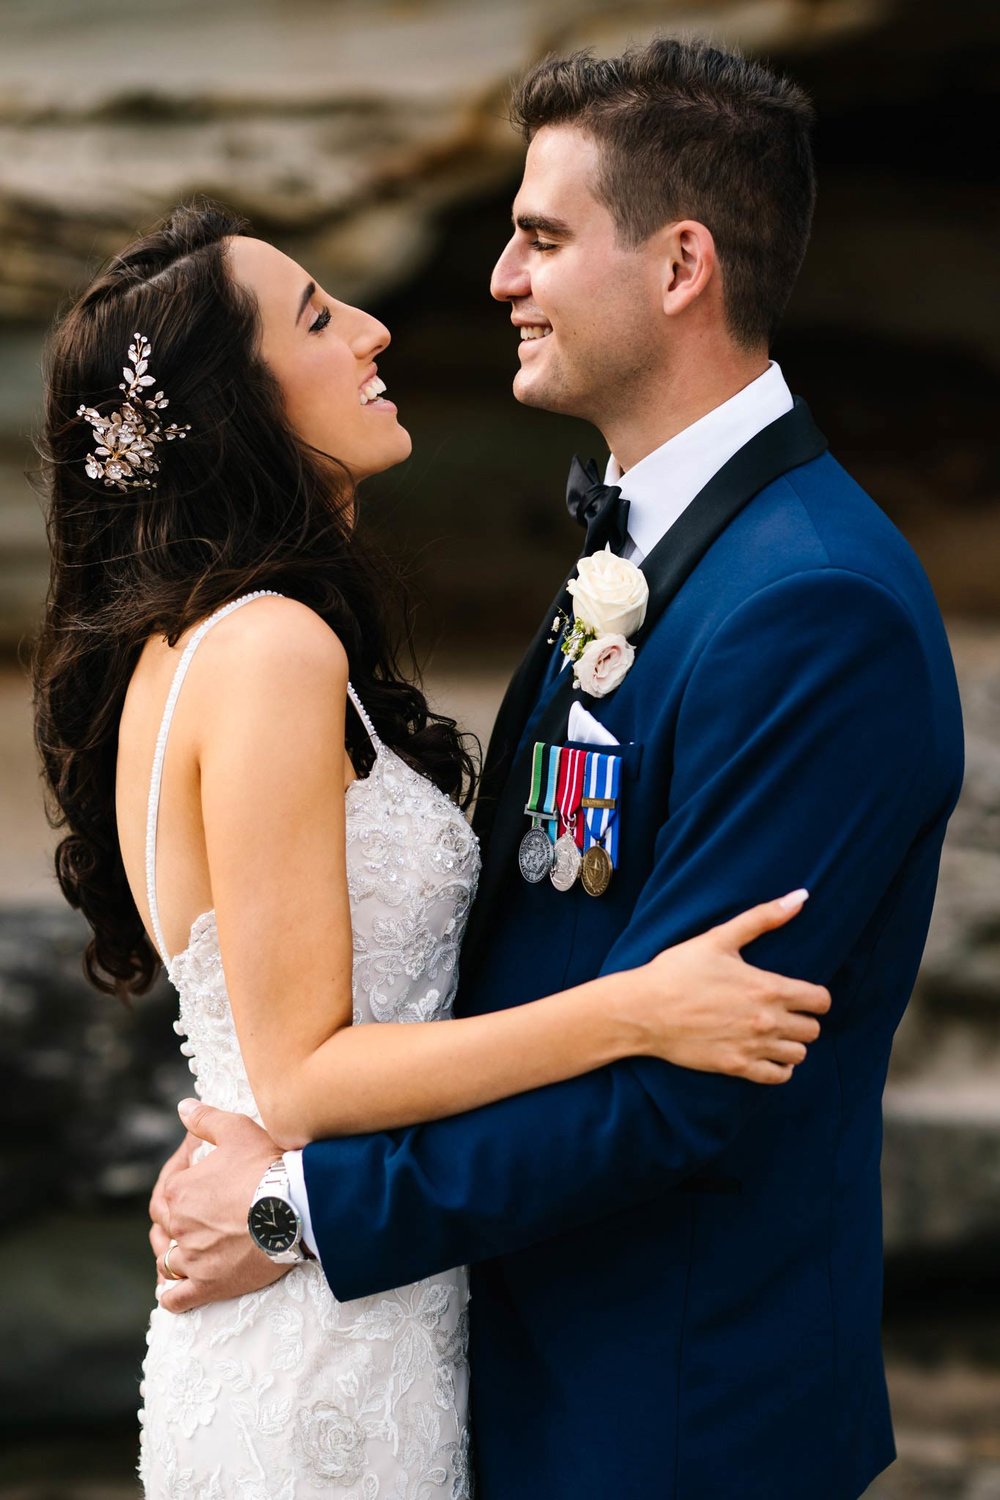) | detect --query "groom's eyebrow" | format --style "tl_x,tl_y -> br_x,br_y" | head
515,213 -> 573,238
295,281 -> 316,324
